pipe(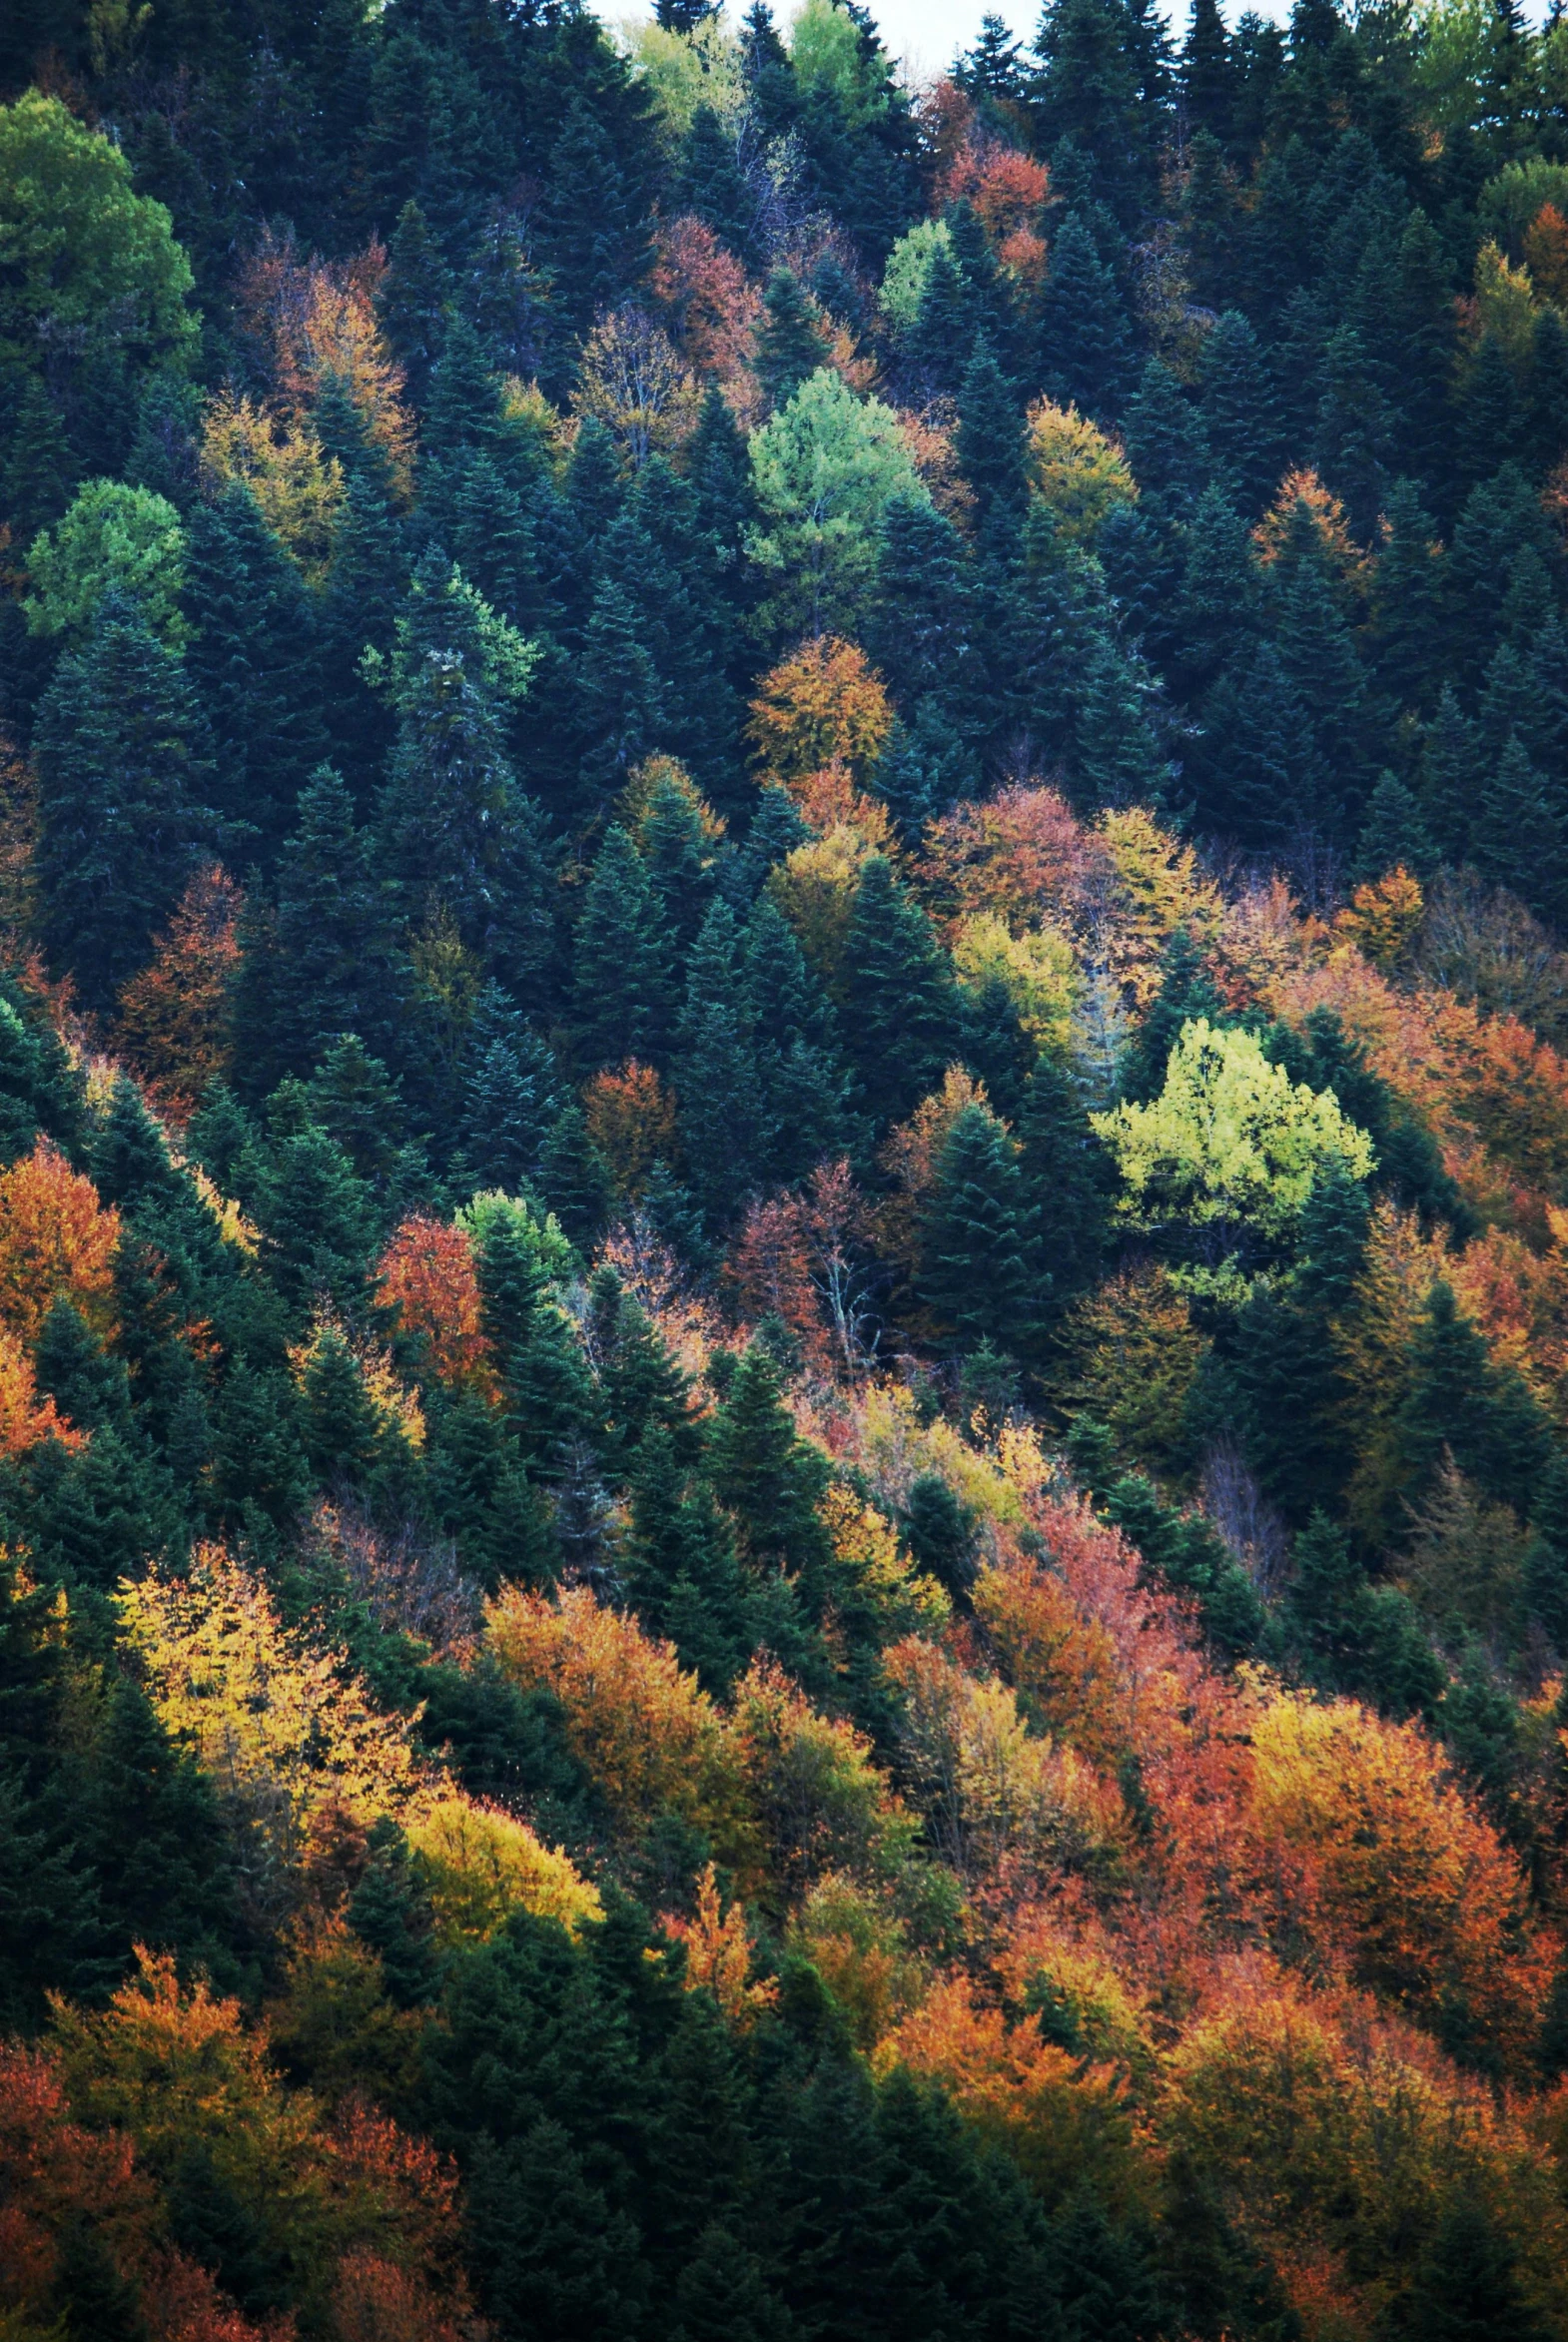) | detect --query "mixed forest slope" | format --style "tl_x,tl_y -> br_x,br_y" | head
10,0 -> 1568,2334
